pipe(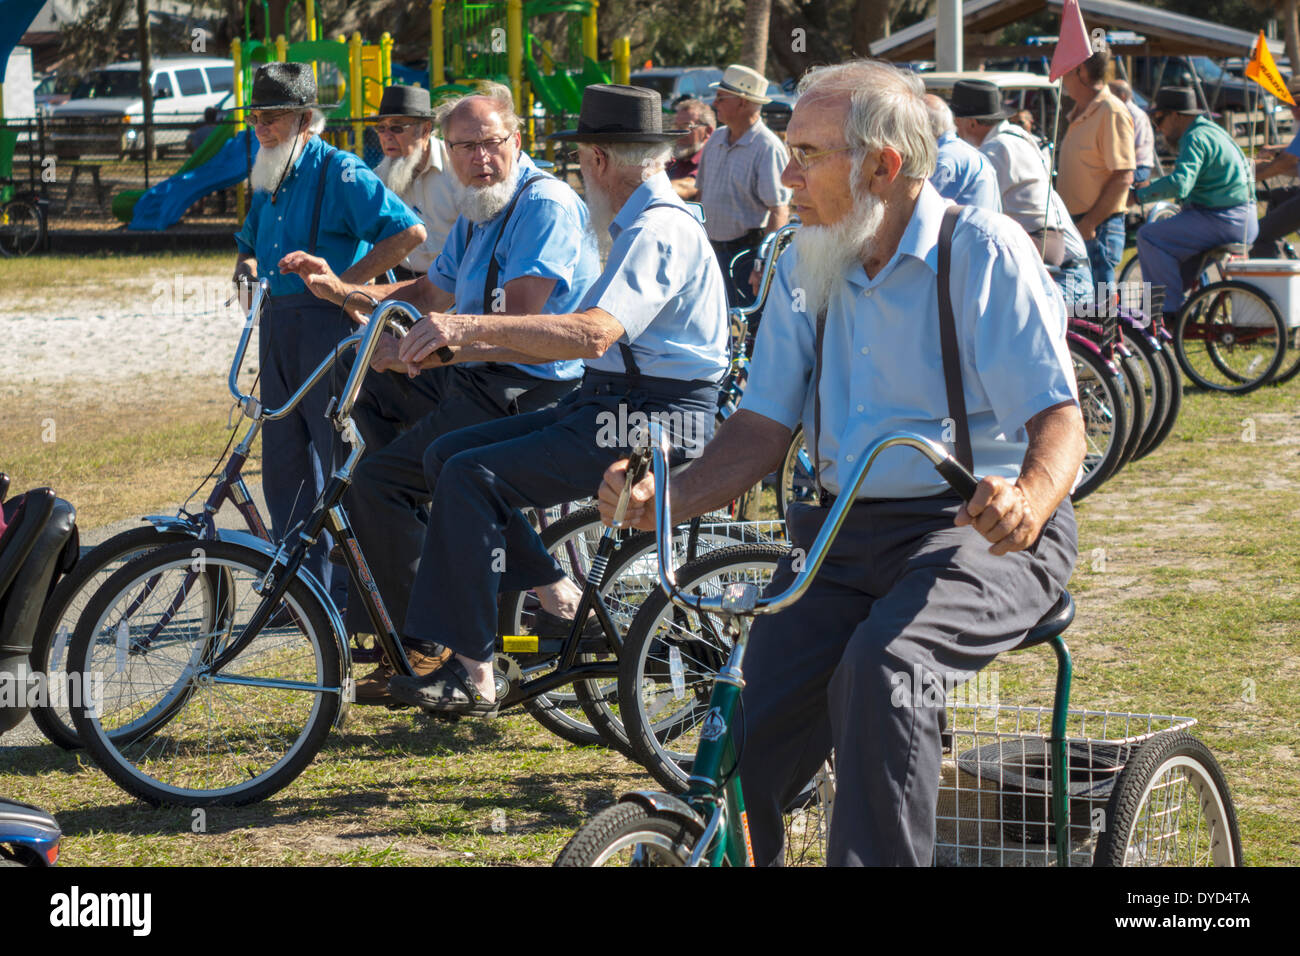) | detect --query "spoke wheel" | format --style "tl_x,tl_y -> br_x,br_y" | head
68,540 -> 342,807
1069,344 -> 1130,502
776,425 -> 817,520
1174,281 -> 1285,394
0,200 -> 42,257
1095,732 -> 1242,867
